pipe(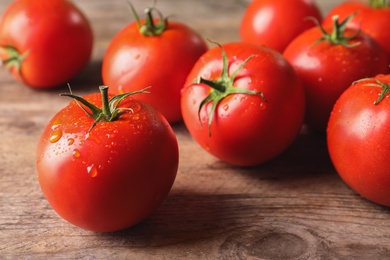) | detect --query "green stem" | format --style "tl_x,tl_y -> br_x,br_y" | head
99,86 -> 112,119
370,0 -> 389,8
